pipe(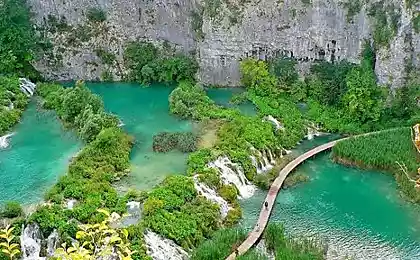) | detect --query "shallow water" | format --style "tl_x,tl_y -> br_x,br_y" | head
88,83 -> 193,191
241,138 -> 420,259
0,102 -> 81,205
206,87 -> 256,115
